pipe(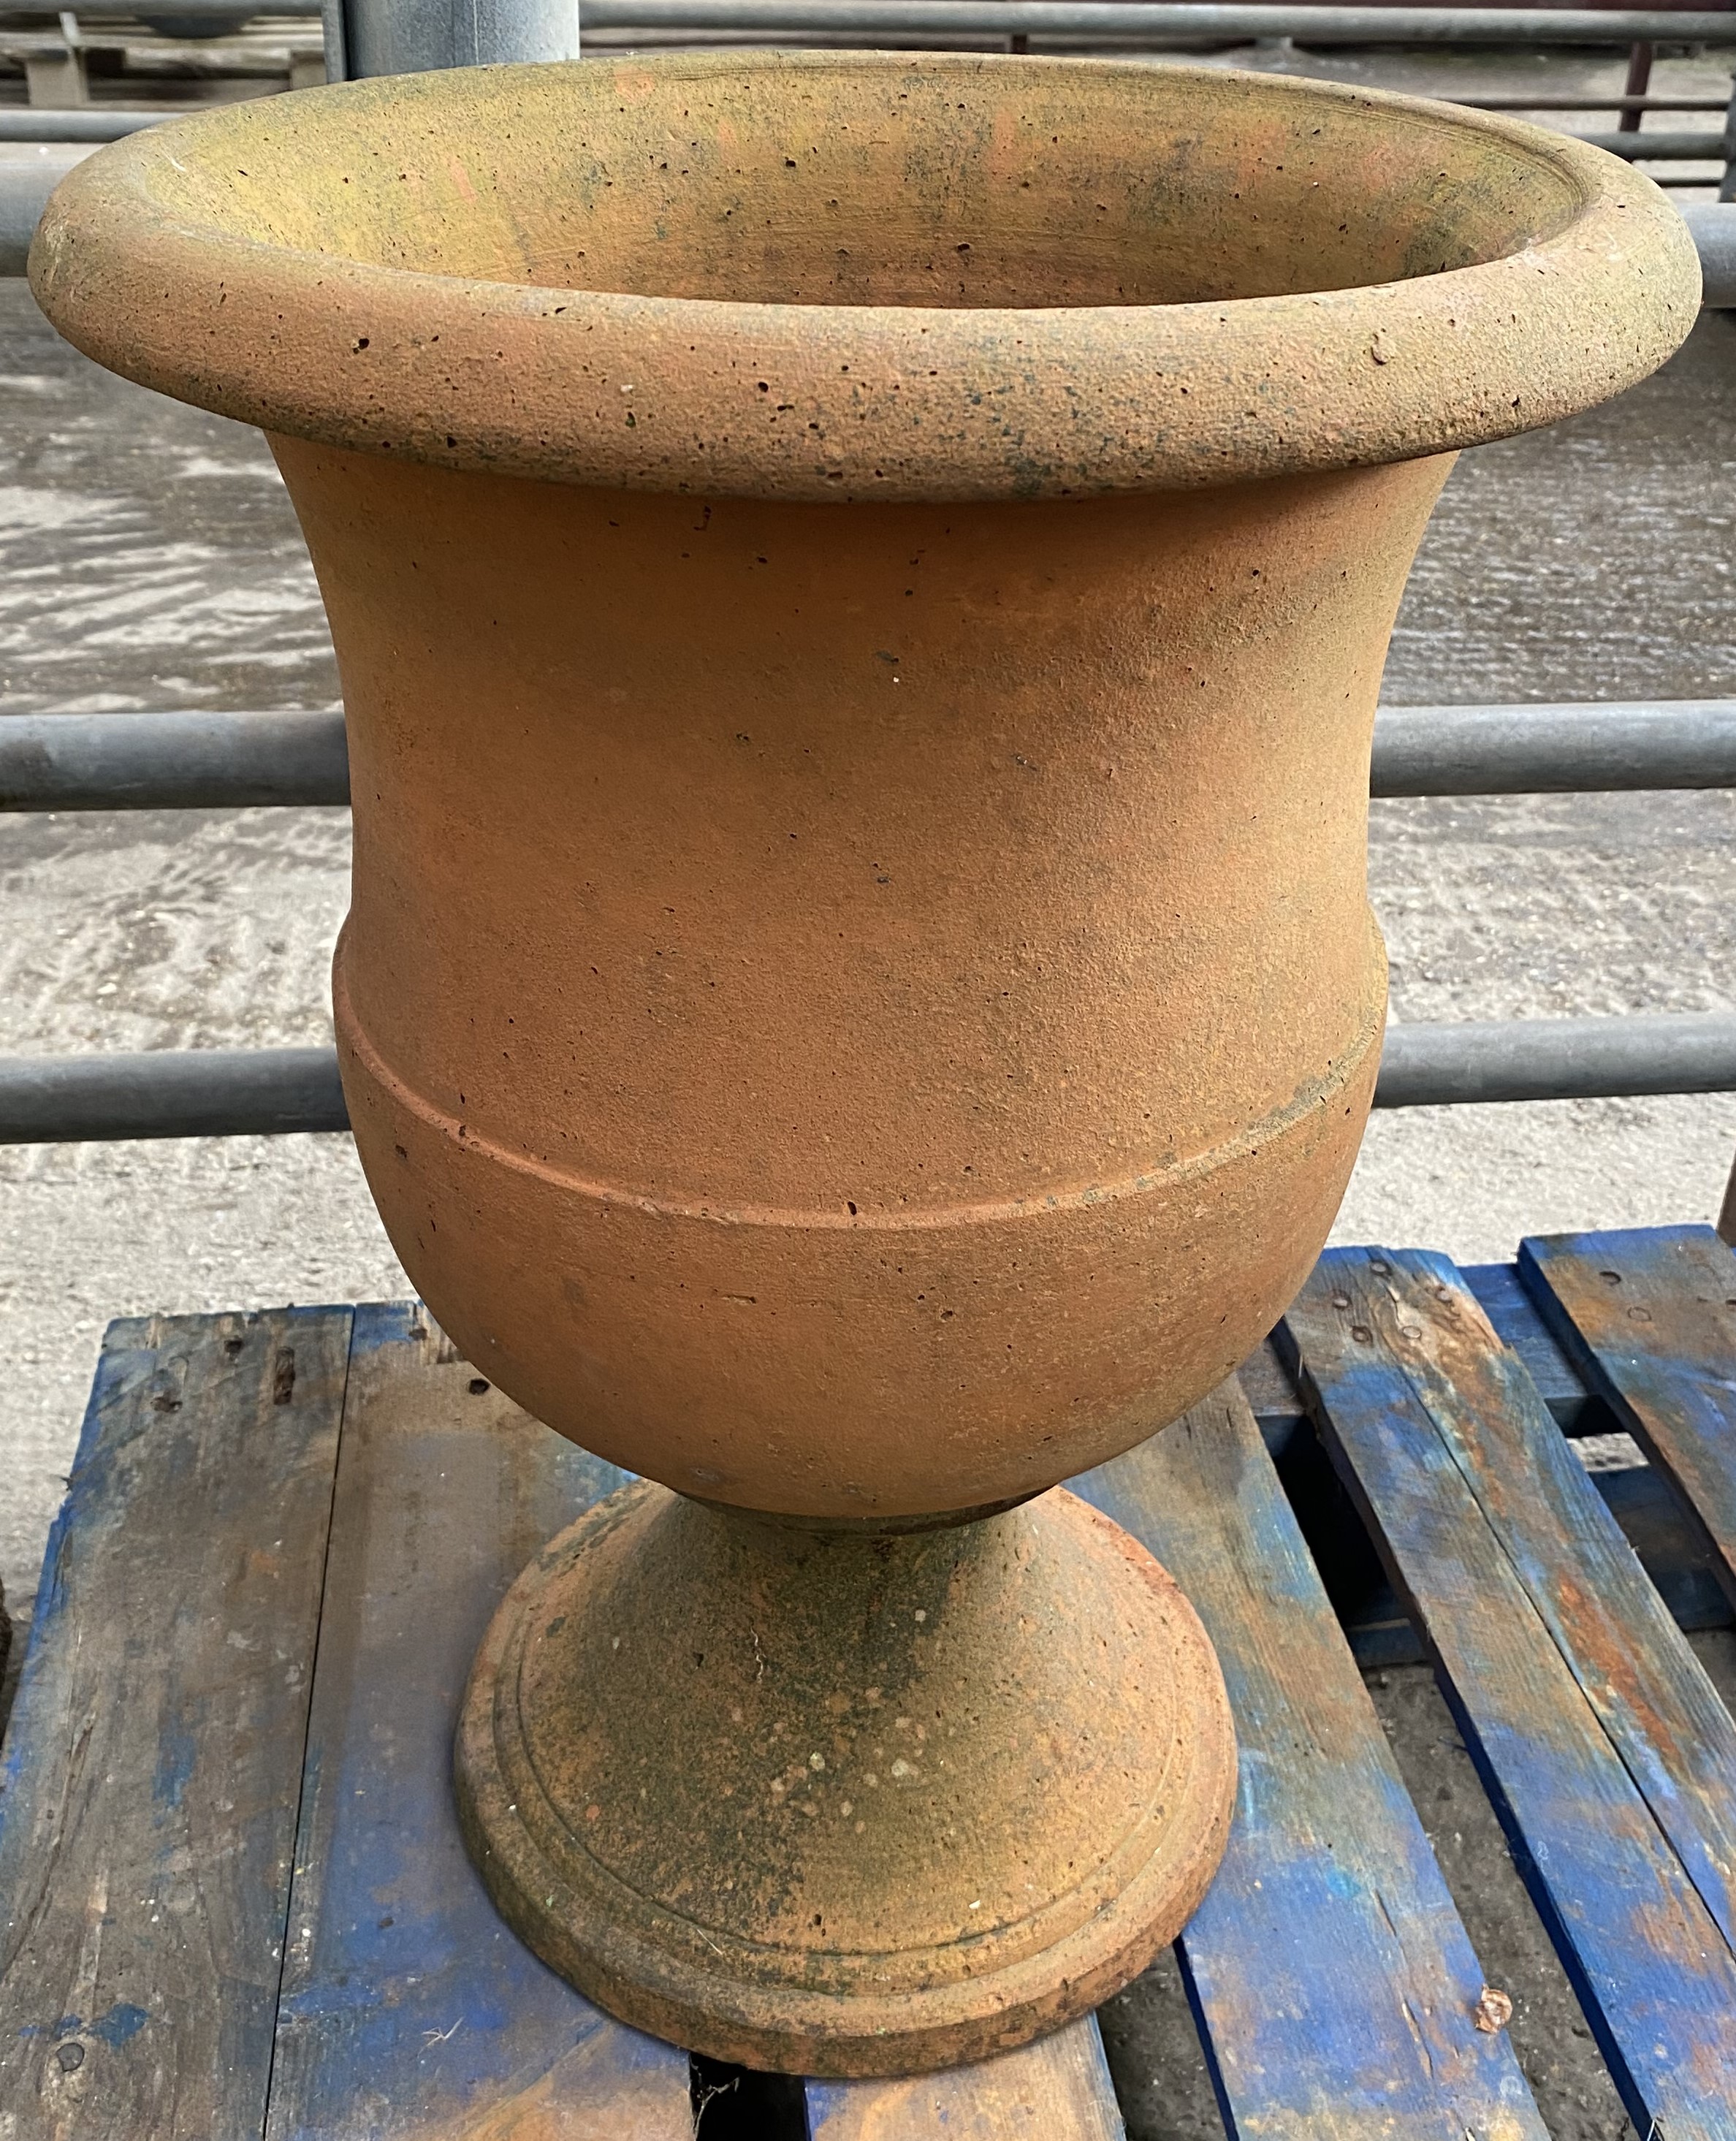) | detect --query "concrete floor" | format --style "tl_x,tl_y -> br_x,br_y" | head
0,75 -> 1733,2134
